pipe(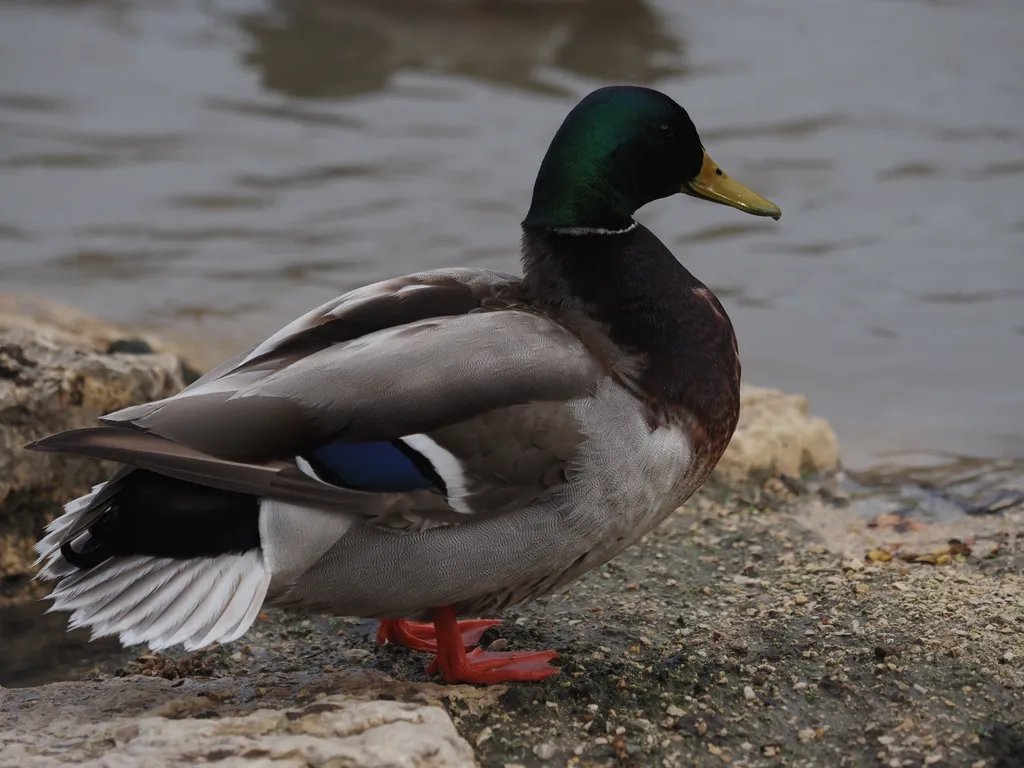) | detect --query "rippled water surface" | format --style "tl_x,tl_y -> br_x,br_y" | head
1,0 -> 1023,466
